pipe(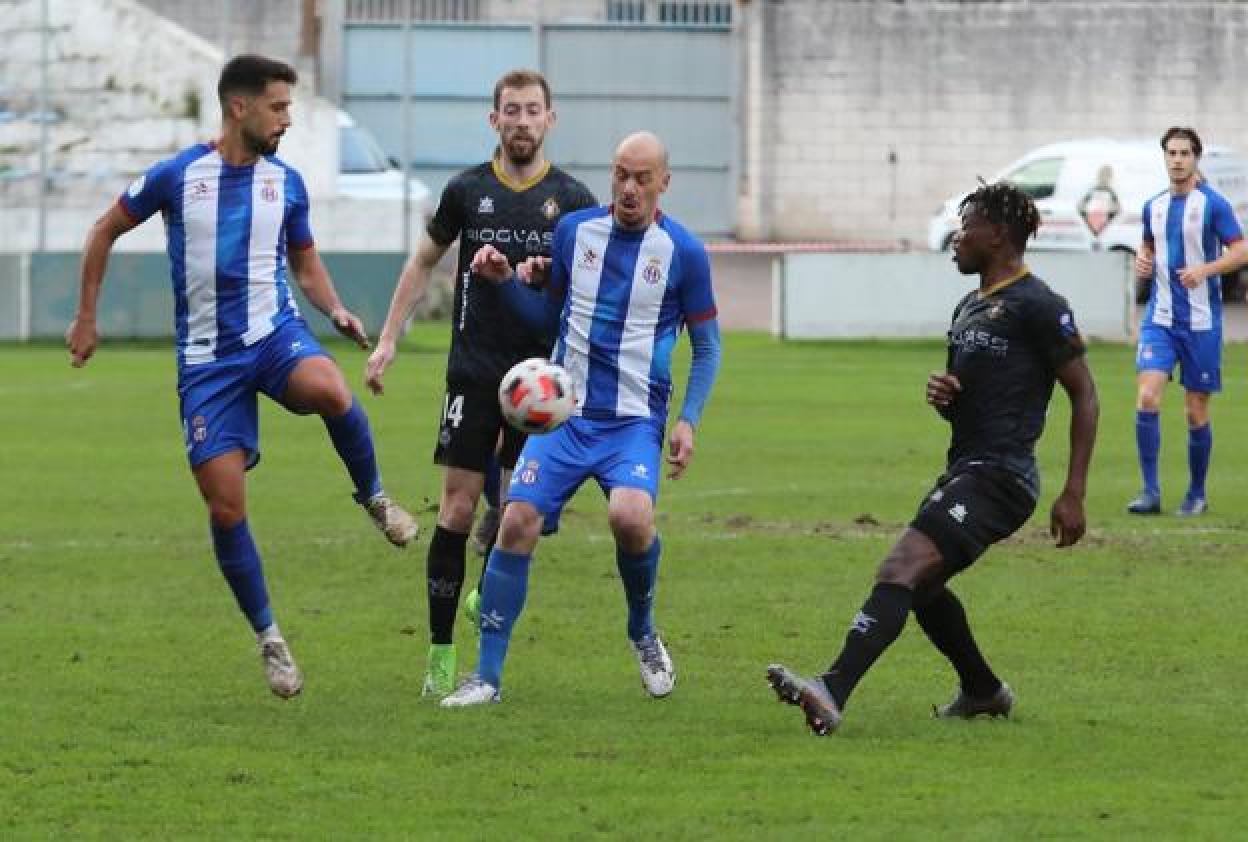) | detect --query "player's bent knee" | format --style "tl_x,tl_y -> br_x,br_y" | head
497,502 -> 542,550
207,499 -> 246,529
322,388 -> 354,418
438,491 -> 477,533
876,533 -> 944,588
